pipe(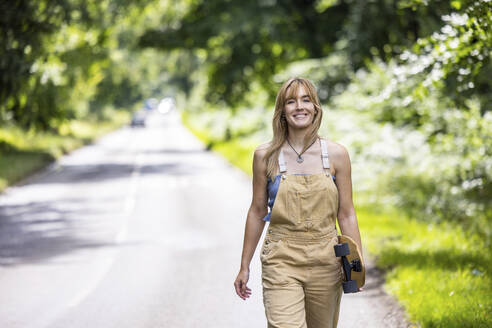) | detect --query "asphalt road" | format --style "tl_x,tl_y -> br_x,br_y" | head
0,110 -> 410,327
